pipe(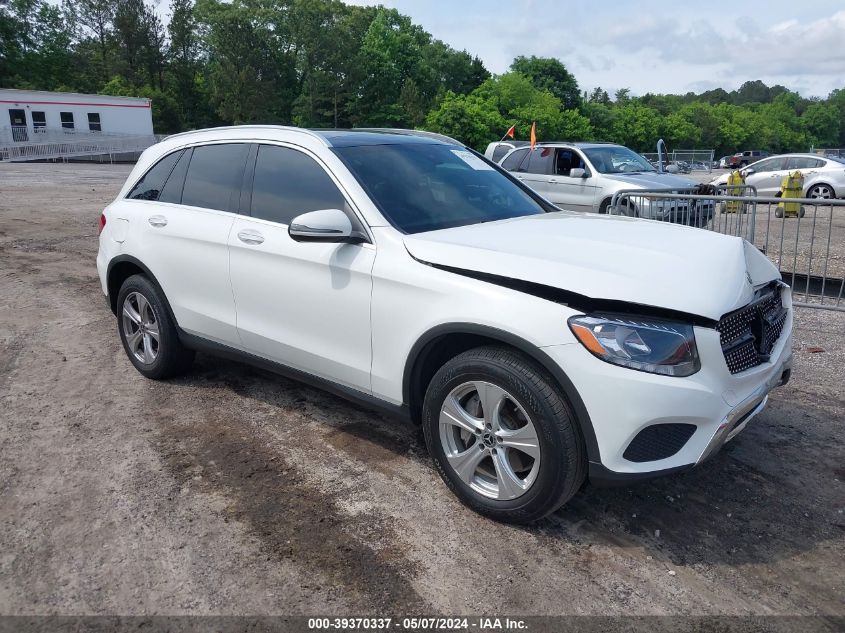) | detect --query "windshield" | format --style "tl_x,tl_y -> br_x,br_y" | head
582,146 -> 656,174
333,143 -> 546,234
